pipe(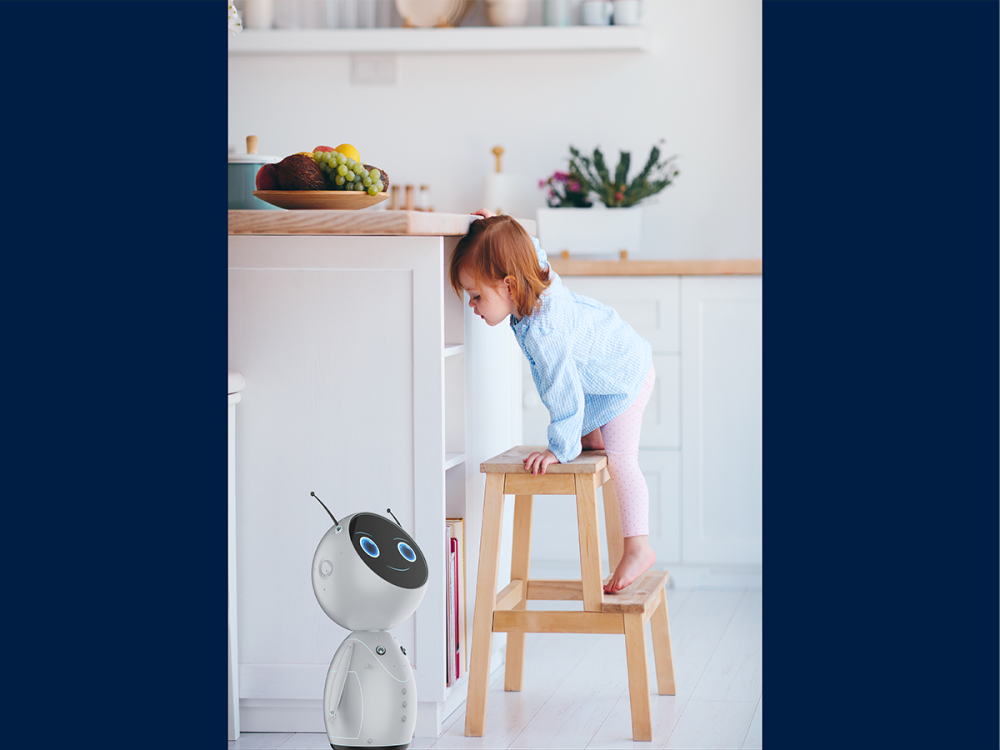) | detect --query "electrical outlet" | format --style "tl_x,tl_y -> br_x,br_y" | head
351,54 -> 397,86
